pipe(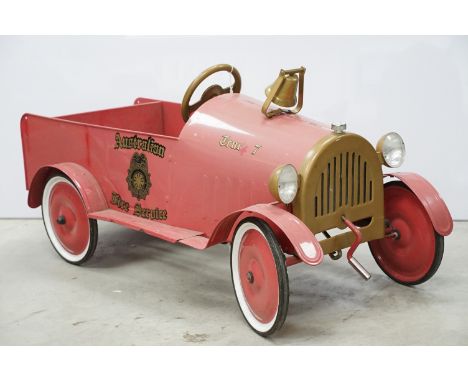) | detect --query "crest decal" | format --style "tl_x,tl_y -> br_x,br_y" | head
126,152 -> 152,200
